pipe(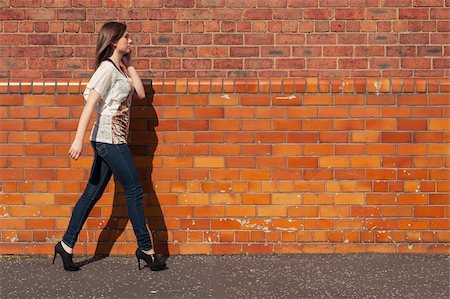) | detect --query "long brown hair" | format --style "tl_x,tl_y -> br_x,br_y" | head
95,22 -> 127,69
